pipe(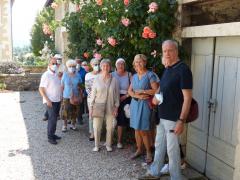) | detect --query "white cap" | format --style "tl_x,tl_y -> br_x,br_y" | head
54,54 -> 62,59
115,58 -> 125,66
